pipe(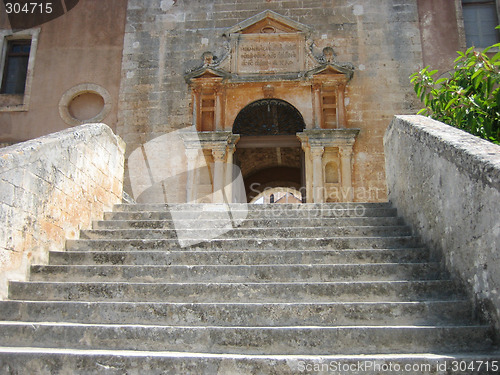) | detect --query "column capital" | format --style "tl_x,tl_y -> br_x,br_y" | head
312,82 -> 322,91
212,147 -> 226,161
310,146 -> 325,158
338,145 -> 353,158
